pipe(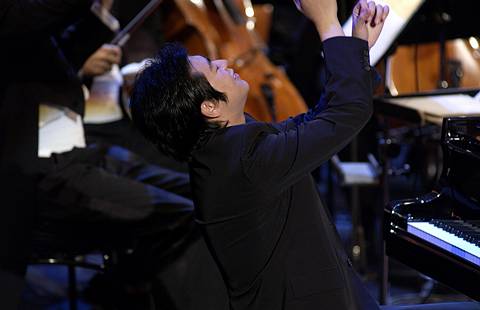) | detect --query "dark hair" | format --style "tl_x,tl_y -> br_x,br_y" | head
130,43 -> 227,162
